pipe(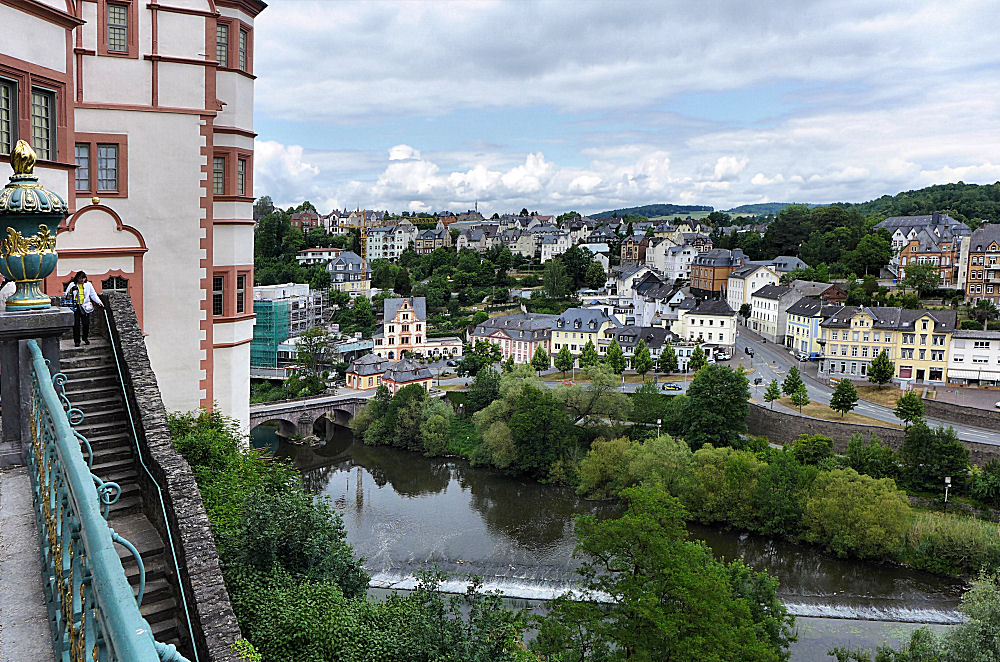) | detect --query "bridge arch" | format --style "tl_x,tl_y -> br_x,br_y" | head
250,417 -> 297,440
